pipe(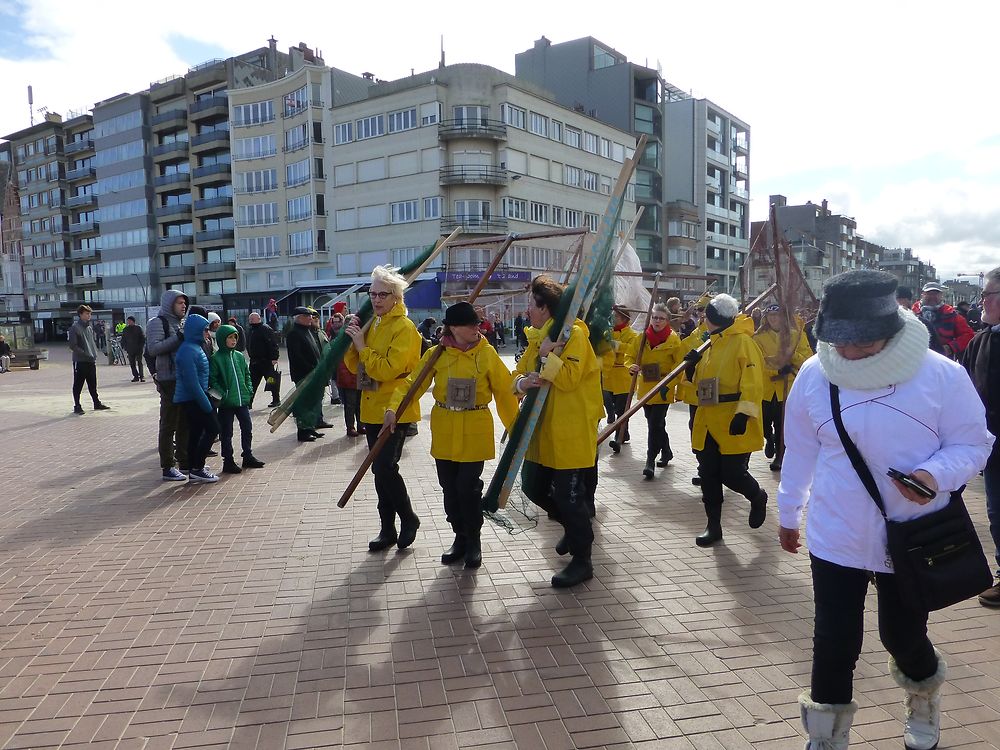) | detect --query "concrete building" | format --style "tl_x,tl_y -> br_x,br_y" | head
1,144 -> 28,319
229,61 -> 636,318
880,246 -> 938,293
